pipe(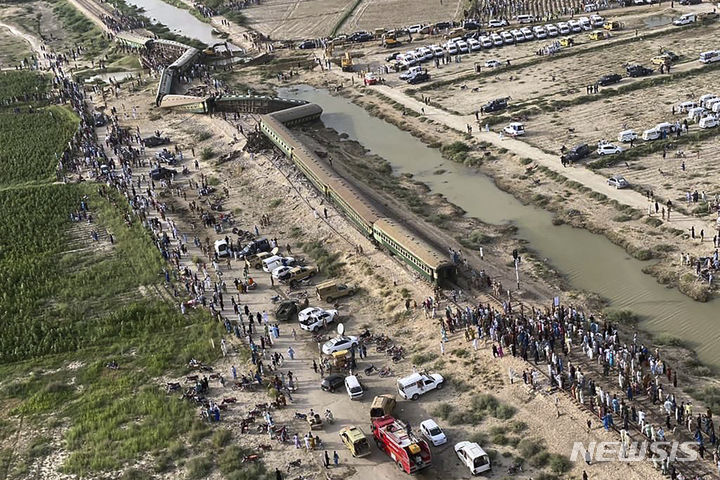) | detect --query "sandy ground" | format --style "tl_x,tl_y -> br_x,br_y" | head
70,76 -> 668,480
339,0 -> 465,34
0,20 -> 35,68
